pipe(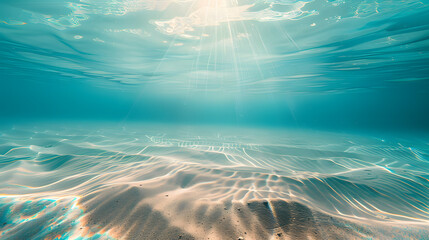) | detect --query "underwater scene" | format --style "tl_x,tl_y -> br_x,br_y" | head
1,0 -> 429,239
